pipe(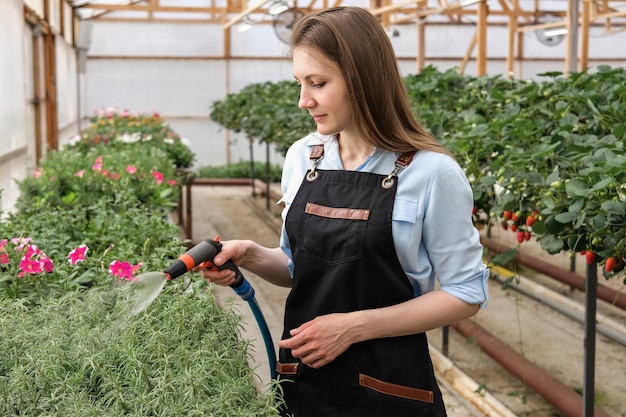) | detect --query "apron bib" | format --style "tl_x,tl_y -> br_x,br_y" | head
277,146 -> 446,417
